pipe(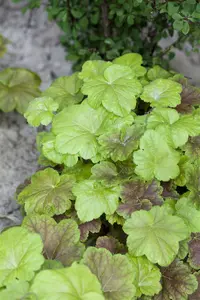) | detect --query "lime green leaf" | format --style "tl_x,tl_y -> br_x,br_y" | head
99,124 -> 144,161
0,227 -> 44,287
154,260 -> 198,300
96,236 -> 126,254
81,64 -> 142,116
118,179 -> 163,218
23,214 -> 84,266
41,260 -> 64,270
79,219 -> 101,242
62,160 -> 92,182
147,108 -> 200,148
175,156 -> 189,186
18,168 -> 75,216
162,198 -> 177,215
0,280 -> 33,300
42,73 -> 83,110
123,206 -> 189,266
30,262 -> 104,300
127,255 -> 162,297
79,60 -> 112,81
178,238 -> 190,260
140,79 -> 182,108
147,65 -> 171,81
53,101 -> 108,159
41,132 -> 78,166
37,153 -> 57,167
0,68 -> 41,113
175,197 -> 200,233
106,212 -> 125,226
113,53 -> 146,77
24,96 -> 58,127
83,247 -> 136,300
72,180 -> 120,222
133,130 -> 180,181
